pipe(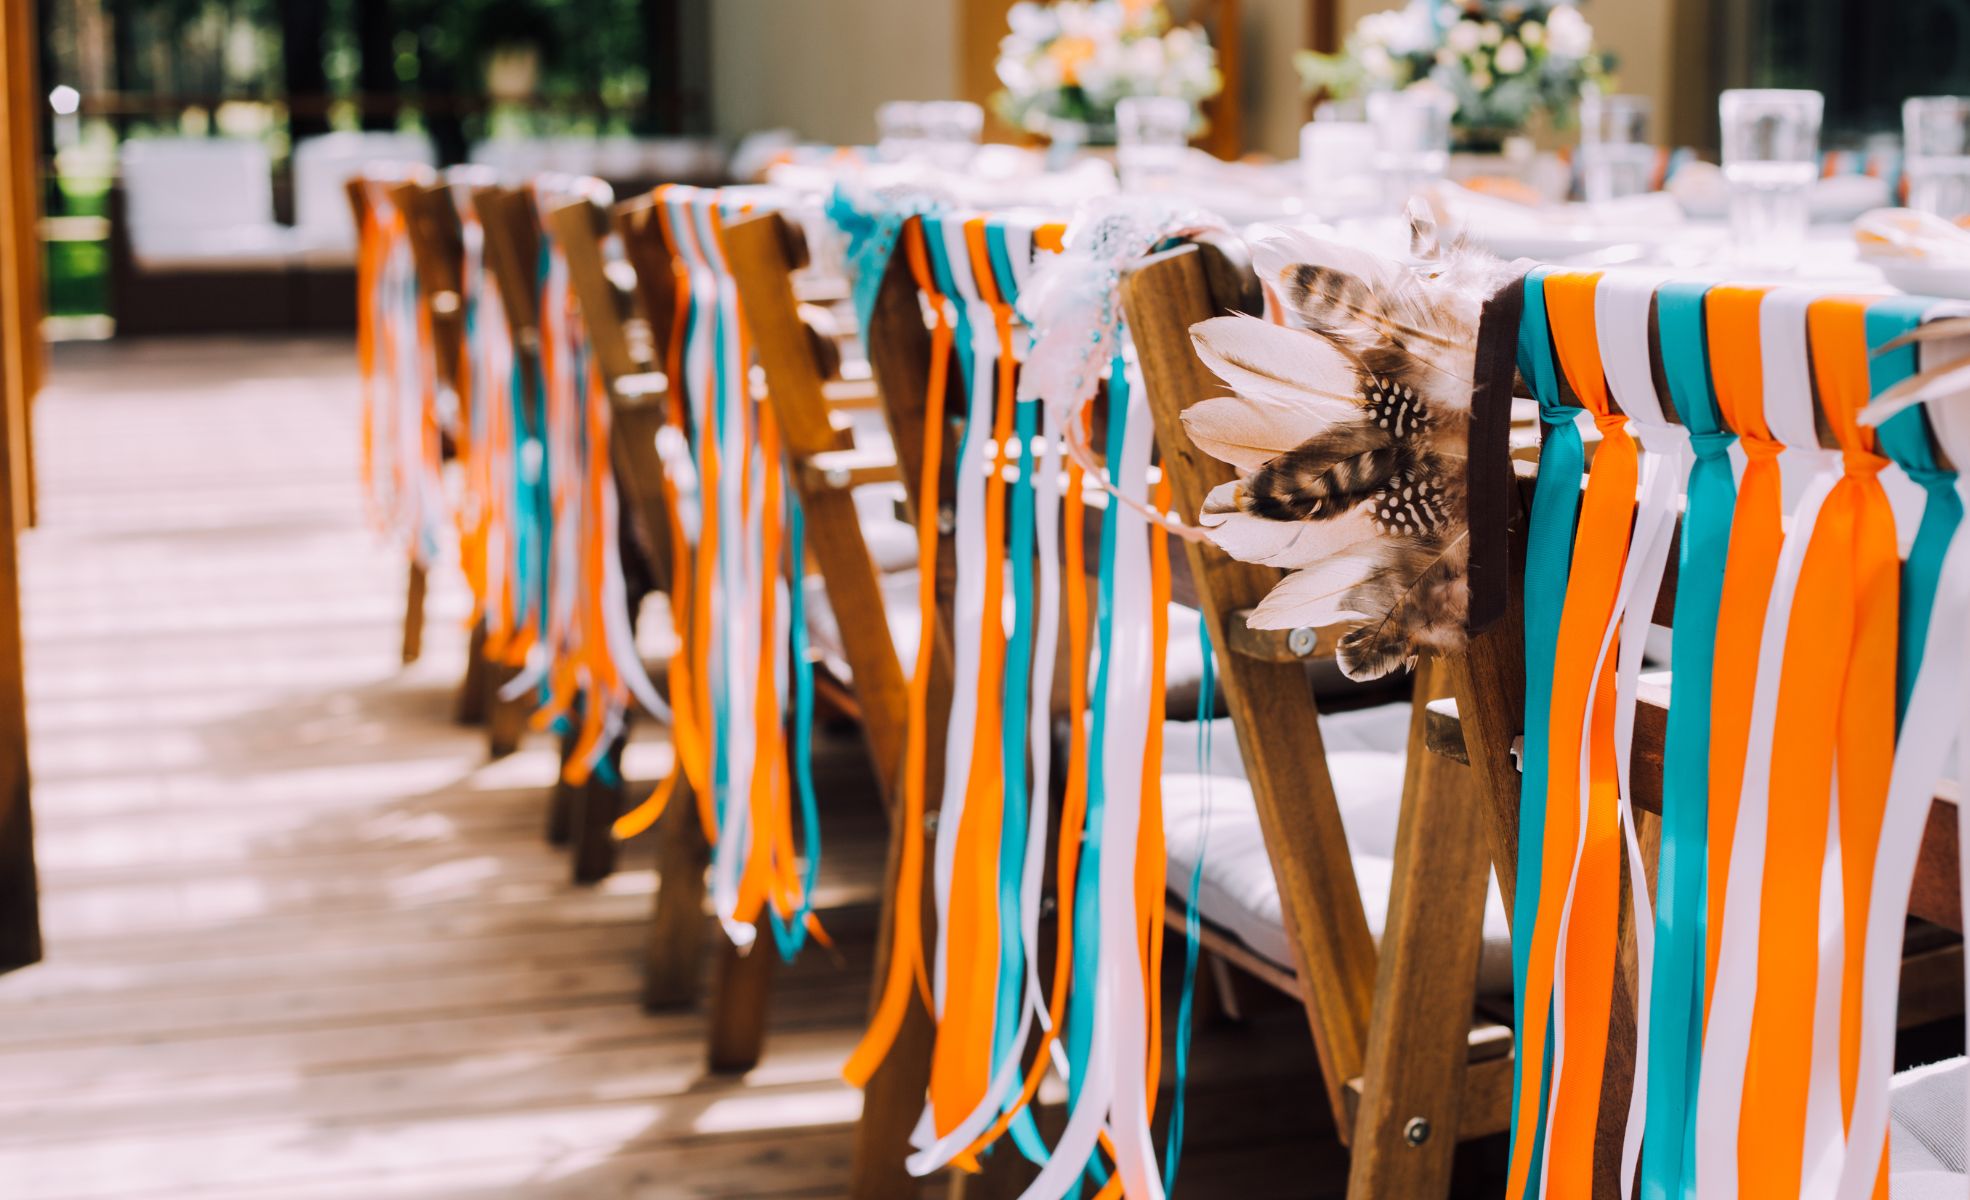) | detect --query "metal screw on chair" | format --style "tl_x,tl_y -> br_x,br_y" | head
937,505 -> 956,535
923,810 -> 940,836
824,466 -> 851,490
1403,1117 -> 1432,1147
1288,626 -> 1318,657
